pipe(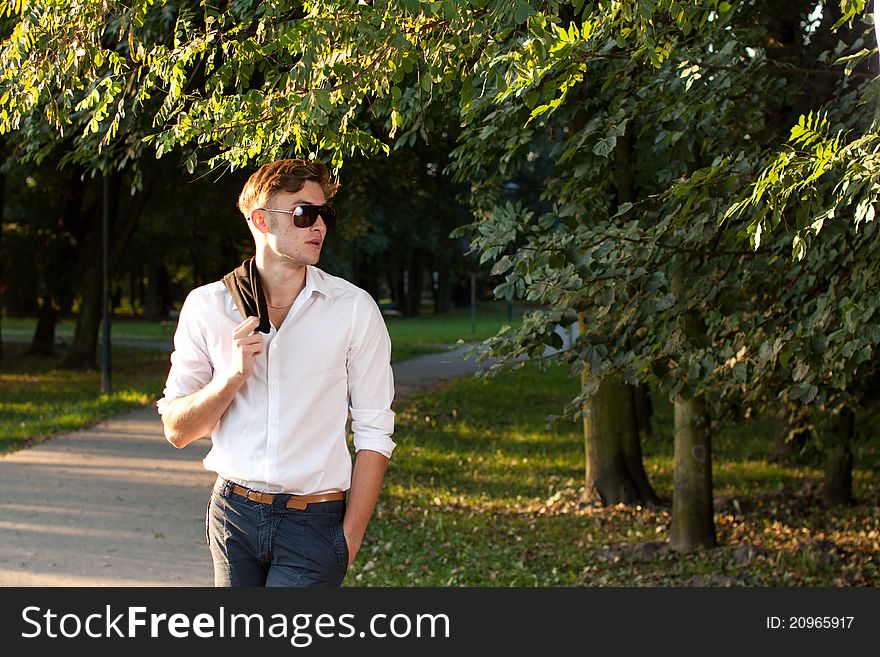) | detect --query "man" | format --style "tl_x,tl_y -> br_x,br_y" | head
156,159 -> 395,587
